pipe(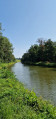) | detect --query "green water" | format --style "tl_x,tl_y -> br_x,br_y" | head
11,62 -> 56,105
